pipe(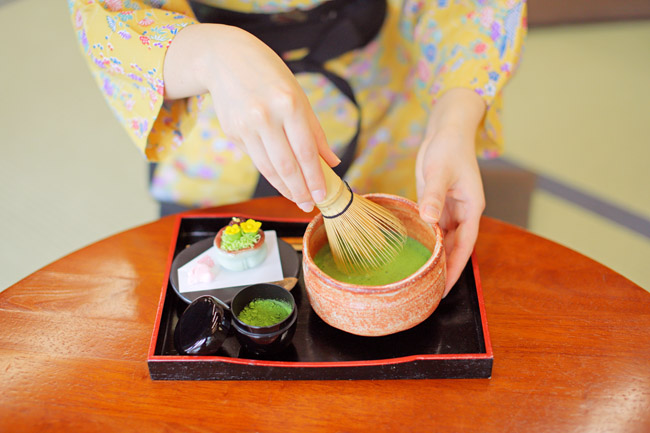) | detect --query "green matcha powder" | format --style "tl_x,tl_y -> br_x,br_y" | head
237,298 -> 293,327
